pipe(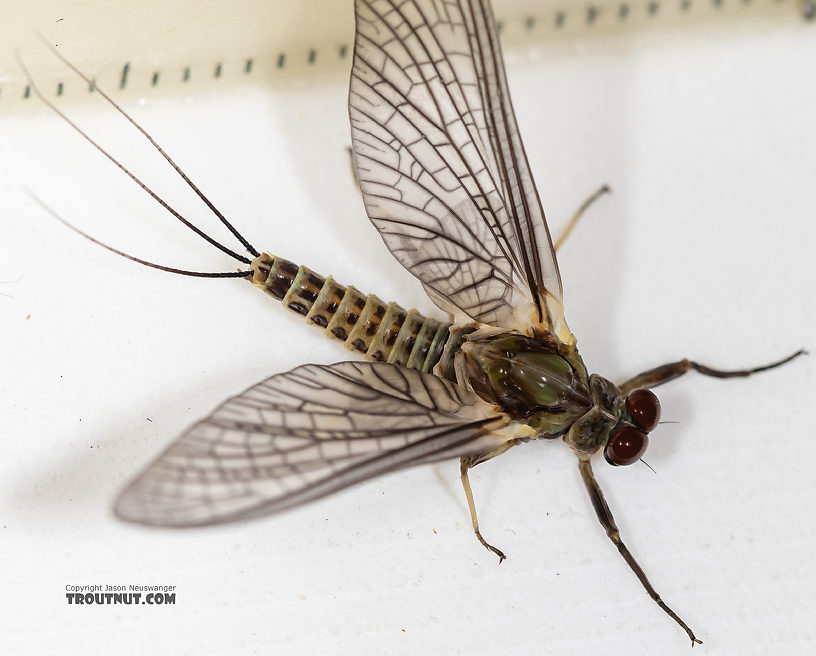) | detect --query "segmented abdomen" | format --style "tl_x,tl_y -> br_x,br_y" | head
250,253 -> 450,373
